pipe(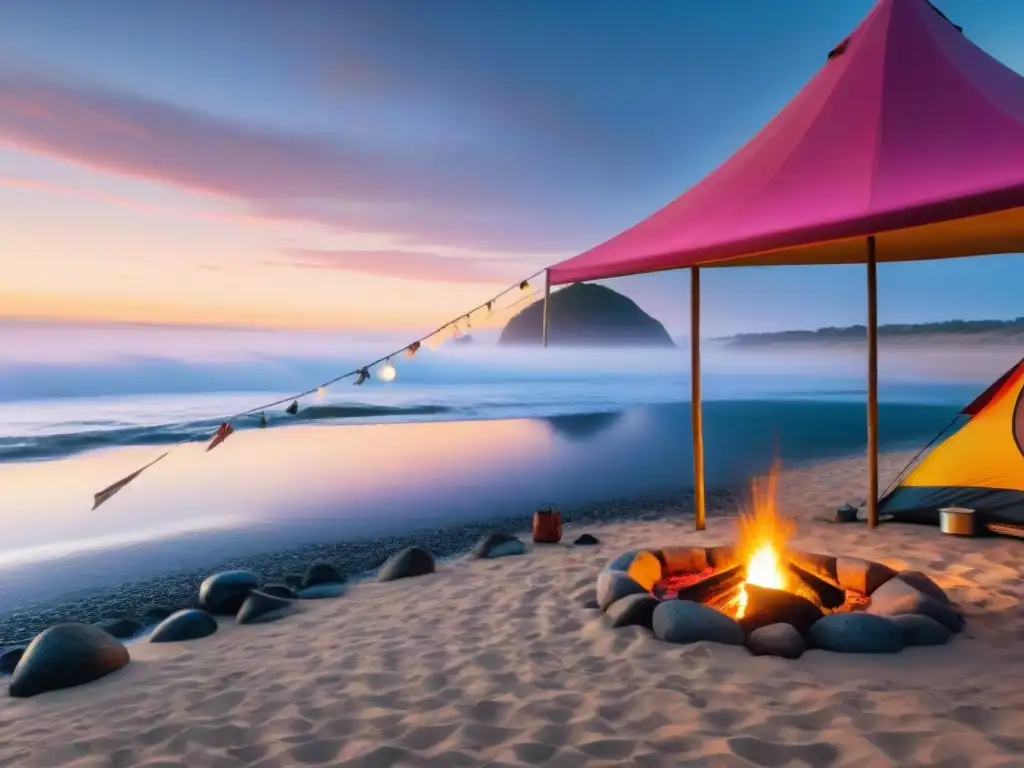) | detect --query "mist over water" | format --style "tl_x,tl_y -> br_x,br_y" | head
0,323 -> 1013,604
